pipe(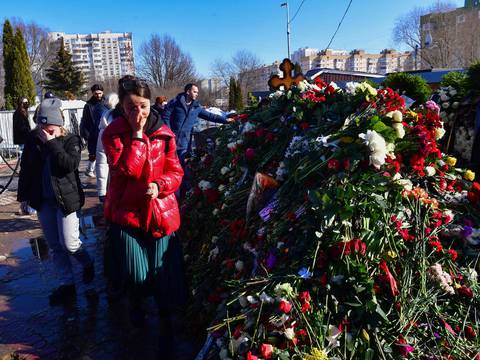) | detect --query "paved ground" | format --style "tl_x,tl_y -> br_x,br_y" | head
0,153 -> 196,360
